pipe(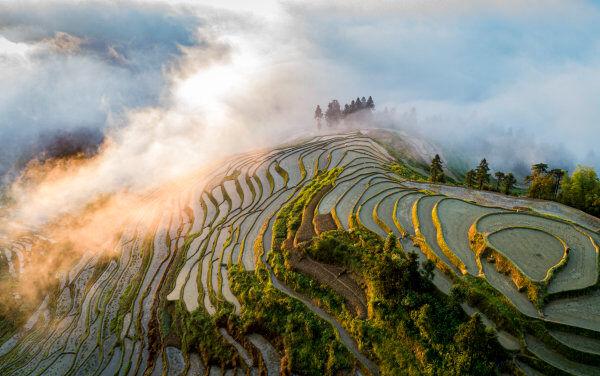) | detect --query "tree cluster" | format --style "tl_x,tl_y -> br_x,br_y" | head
526,163 -> 600,217
314,96 -> 375,128
559,166 -> 600,217
525,163 -> 564,200
465,159 -> 516,194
